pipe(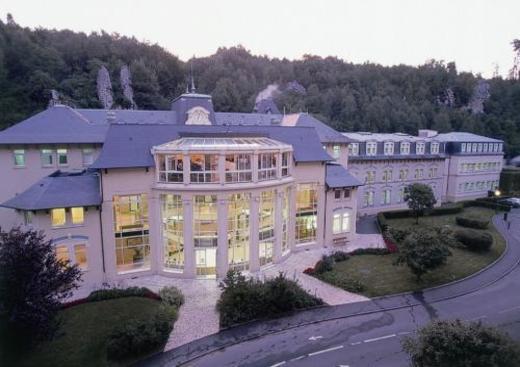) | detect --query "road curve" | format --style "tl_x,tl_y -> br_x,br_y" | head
140,209 -> 520,367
